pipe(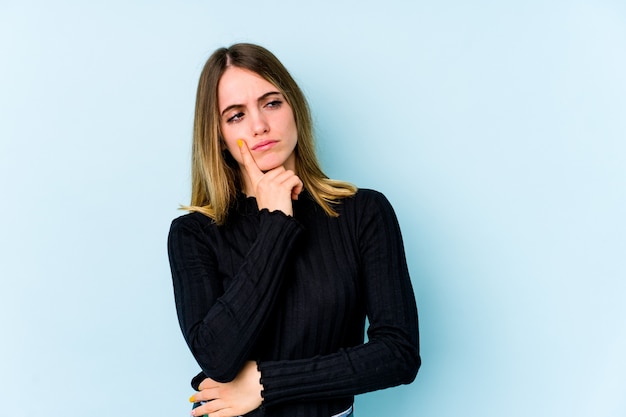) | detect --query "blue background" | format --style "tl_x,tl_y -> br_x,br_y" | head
1,1 -> 625,416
